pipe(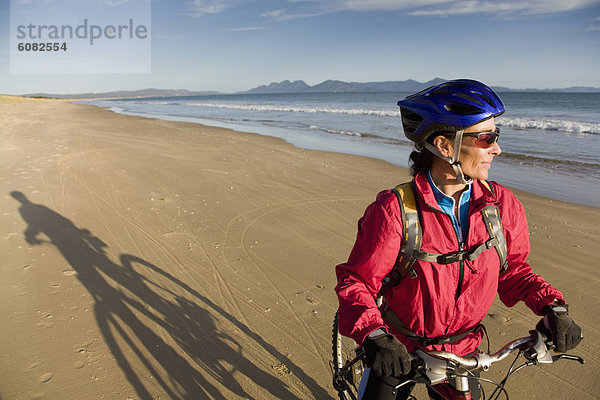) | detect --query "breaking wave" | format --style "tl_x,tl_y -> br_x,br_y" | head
164,101 -> 401,117
498,117 -> 600,134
